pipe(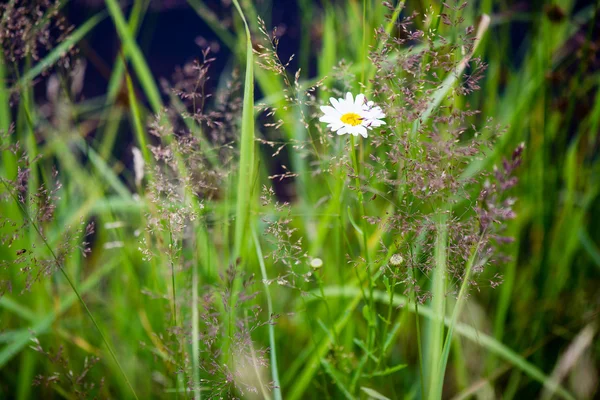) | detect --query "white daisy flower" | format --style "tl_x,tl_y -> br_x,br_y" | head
319,92 -> 385,138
